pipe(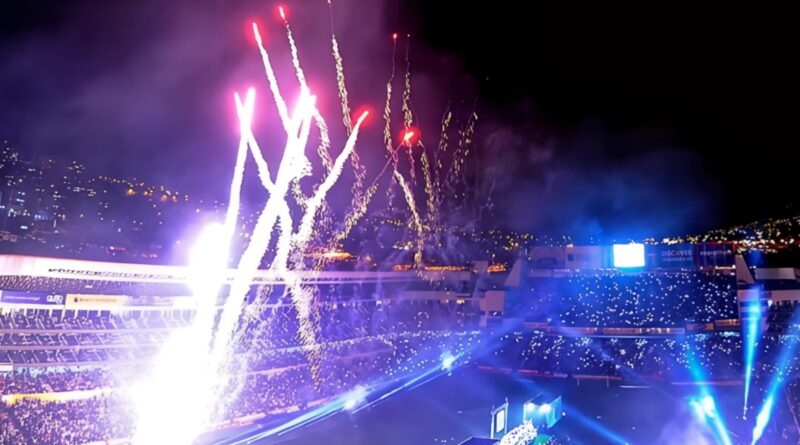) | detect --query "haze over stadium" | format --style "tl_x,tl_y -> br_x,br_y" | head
0,1 -> 798,445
